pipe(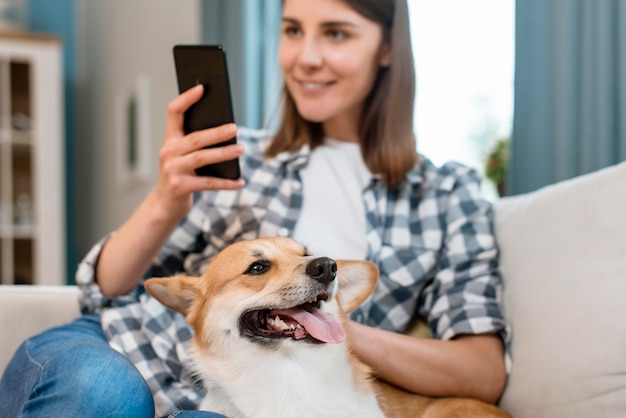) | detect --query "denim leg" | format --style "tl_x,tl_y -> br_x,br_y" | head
0,314 -> 155,418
